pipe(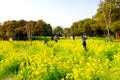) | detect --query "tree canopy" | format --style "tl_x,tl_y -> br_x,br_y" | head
0,20 -> 52,40
69,0 -> 120,39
